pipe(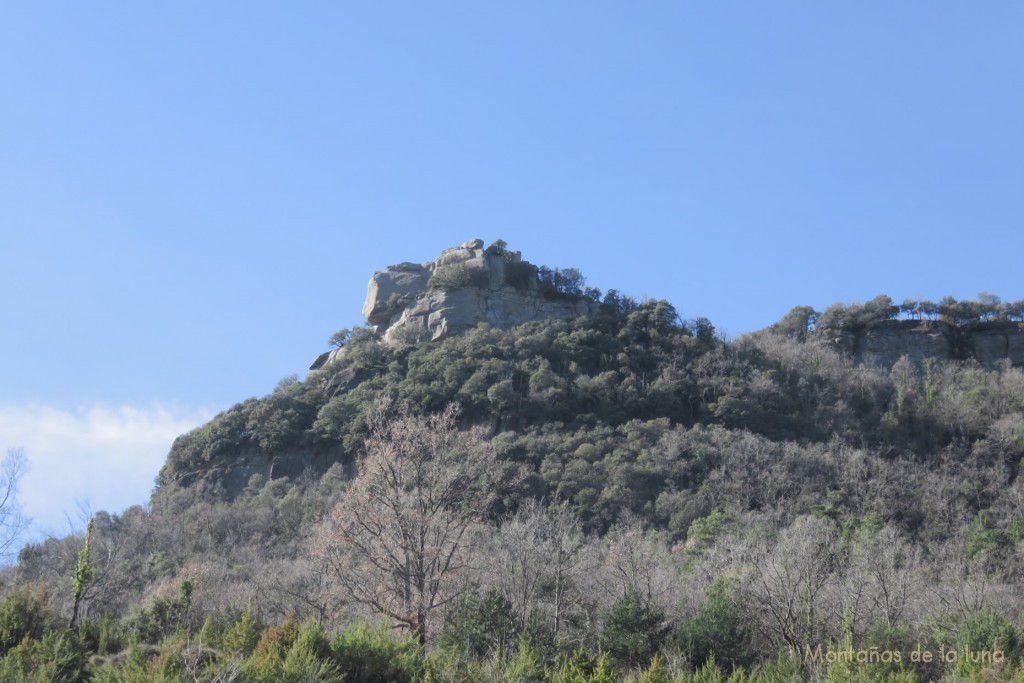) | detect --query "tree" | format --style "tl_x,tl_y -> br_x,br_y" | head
600,588 -> 667,670
900,299 -> 920,321
542,502 -> 589,641
677,577 -> 752,670
328,328 -> 352,349
554,268 -> 586,297
860,526 -> 920,629
69,518 -> 94,631
489,500 -> 551,627
743,515 -> 839,653
313,402 -> 493,645
489,500 -> 590,643
438,586 -> 520,658
770,306 -> 817,340
0,448 -> 28,560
